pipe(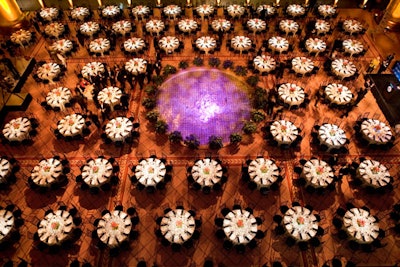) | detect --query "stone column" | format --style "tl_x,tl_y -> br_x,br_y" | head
379,0 -> 400,31
0,0 -> 23,26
